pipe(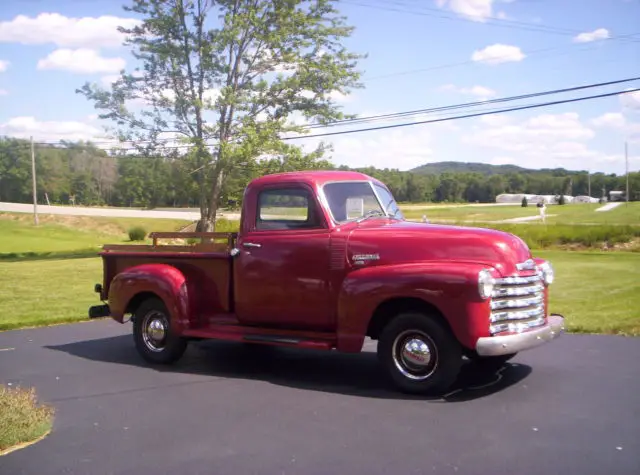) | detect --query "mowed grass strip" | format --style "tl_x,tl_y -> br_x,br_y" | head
0,252 -> 637,336
537,250 -> 640,336
0,385 -> 54,454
